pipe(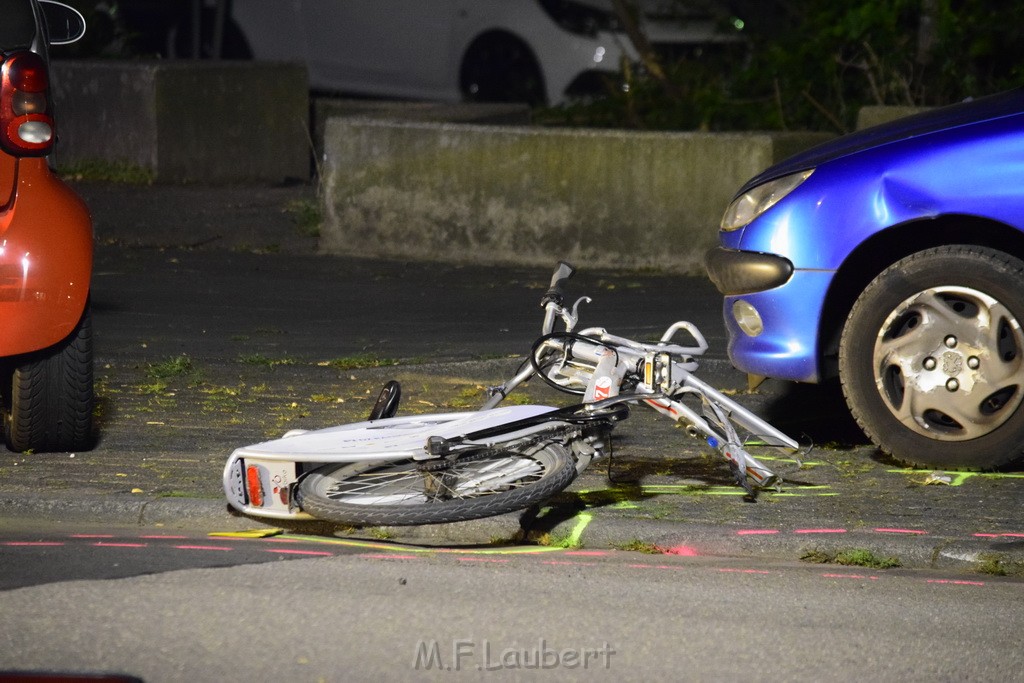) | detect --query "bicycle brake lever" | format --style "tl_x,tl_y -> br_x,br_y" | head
561,296 -> 591,331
